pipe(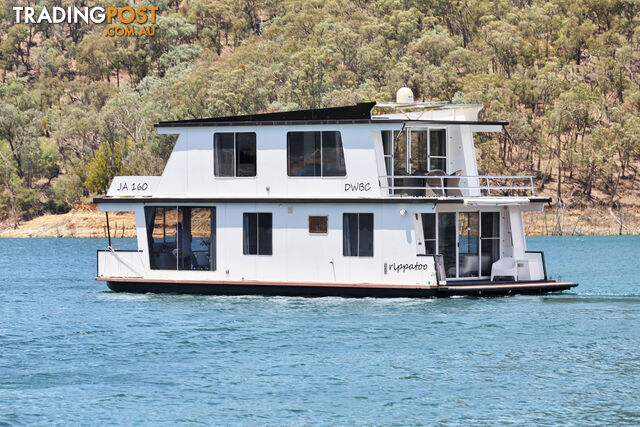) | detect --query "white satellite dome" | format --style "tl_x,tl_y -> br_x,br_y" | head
396,87 -> 414,103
